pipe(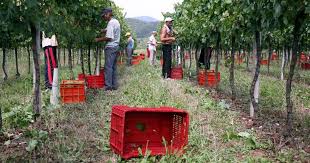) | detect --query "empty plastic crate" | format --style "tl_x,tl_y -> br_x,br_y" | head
198,70 -> 221,87
110,105 -> 189,159
85,75 -> 104,89
117,61 -> 124,65
271,53 -> 278,60
300,53 -> 307,63
171,67 -> 183,80
260,59 -> 268,65
140,53 -> 145,60
236,58 -> 243,64
185,53 -> 190,60
132,58 -> 140,65
207,70 -> 221,87
301,63 -> 310,70
100,67 -> 105,76
60,80 -> 86,104
78,73 -> 86,80
132,55 -> 140,60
